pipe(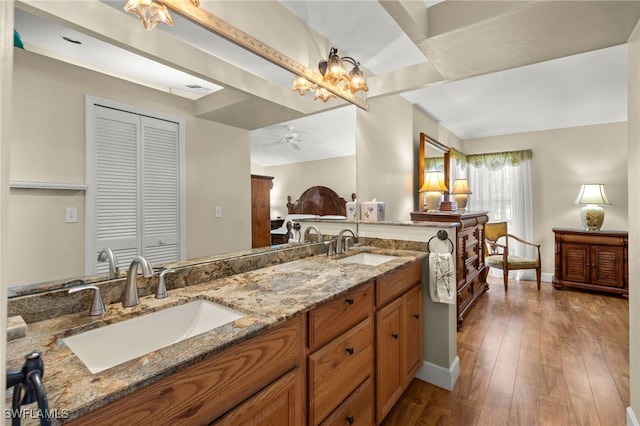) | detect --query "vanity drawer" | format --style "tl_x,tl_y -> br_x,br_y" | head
308,317 -> 374,425
319,376 -> 374,426
308,282 -> 373,351
376,260 -> 421,307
